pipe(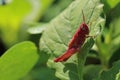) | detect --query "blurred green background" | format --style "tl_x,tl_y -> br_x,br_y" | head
0,0 -> 120,80
0,0 -> 73,80
0,0 -> 72,50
